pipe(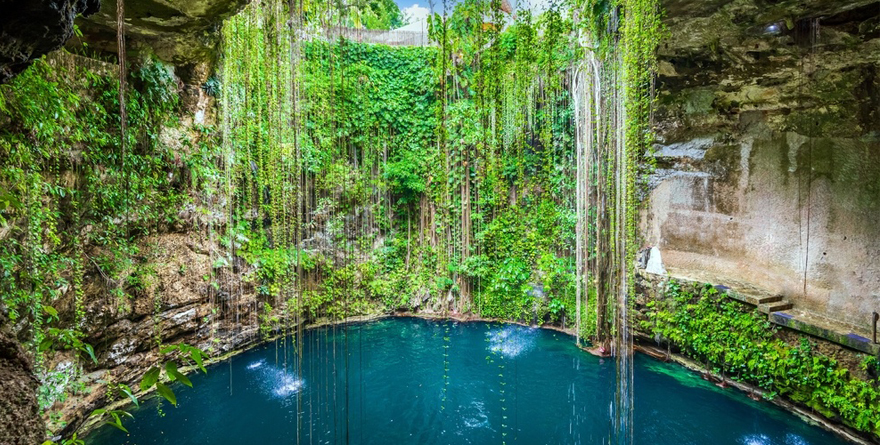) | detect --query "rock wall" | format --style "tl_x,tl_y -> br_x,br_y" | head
0,312 -> 44,445
25,52 -> 273,436
46,232 -> 270,436
73,0 -> 251,64
647,0 -> 880,332
0,0 -> 100,83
